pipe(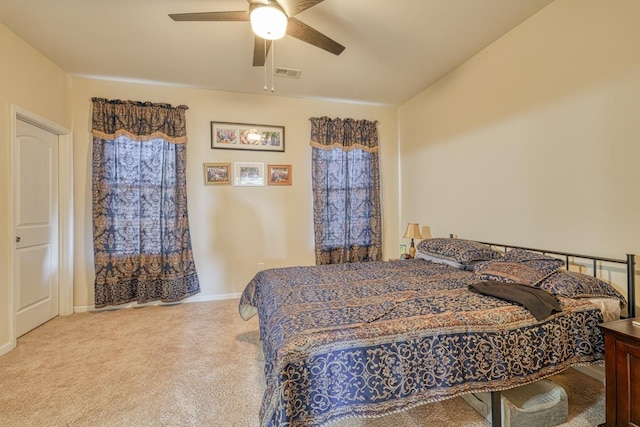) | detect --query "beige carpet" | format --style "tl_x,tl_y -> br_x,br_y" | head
0,299 -> 605,426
